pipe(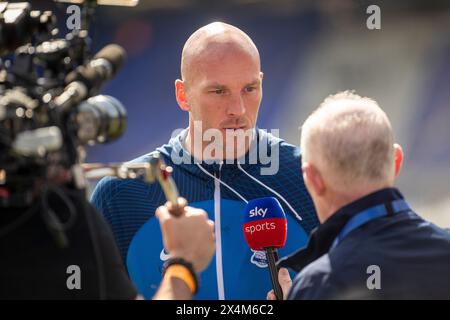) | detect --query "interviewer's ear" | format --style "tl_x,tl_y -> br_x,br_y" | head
302,162 -> 326,197
175,79 -> 189,111
394,143 -> 404,177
